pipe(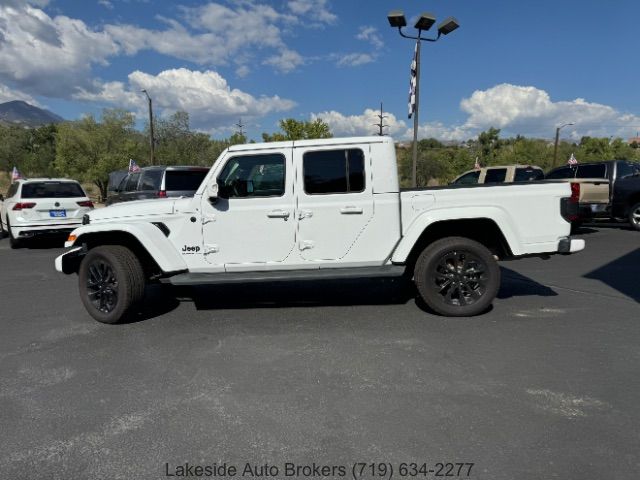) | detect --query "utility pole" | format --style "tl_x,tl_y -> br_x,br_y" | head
373,102 -> 389,136
235,118 -> 245,138
553,122 -> 574,167
141,89 -> 155,165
